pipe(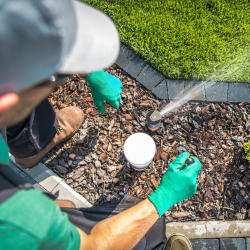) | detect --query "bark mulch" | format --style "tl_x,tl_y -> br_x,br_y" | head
43,64 -> 250,223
